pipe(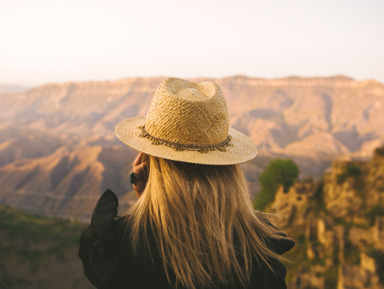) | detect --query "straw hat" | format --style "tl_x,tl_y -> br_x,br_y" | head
115,77 -> 257,165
